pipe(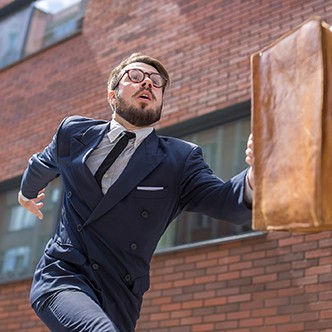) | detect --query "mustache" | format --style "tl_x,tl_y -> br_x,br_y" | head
132,86 -> 156,101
